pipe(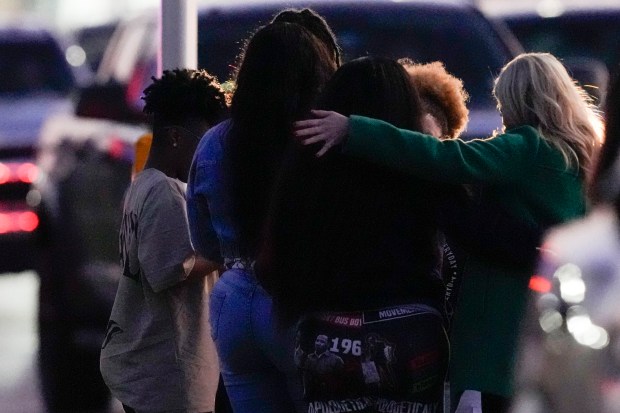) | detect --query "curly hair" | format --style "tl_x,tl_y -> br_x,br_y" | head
142,68 -> 228,126
400,59 -> 469,139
